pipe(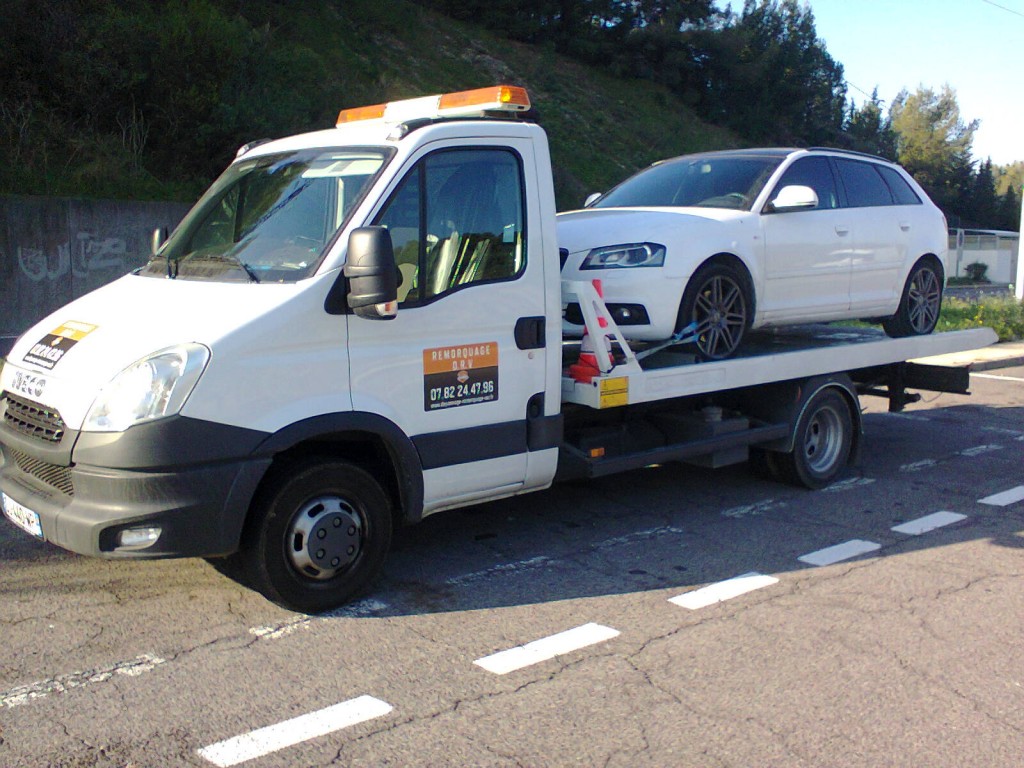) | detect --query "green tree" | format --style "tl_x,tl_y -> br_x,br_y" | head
889,84 -> 977,217
997,186 -> 1020,231
844,88 -> 897,159
969,158 -> 998,227
708,0 -> 846,145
